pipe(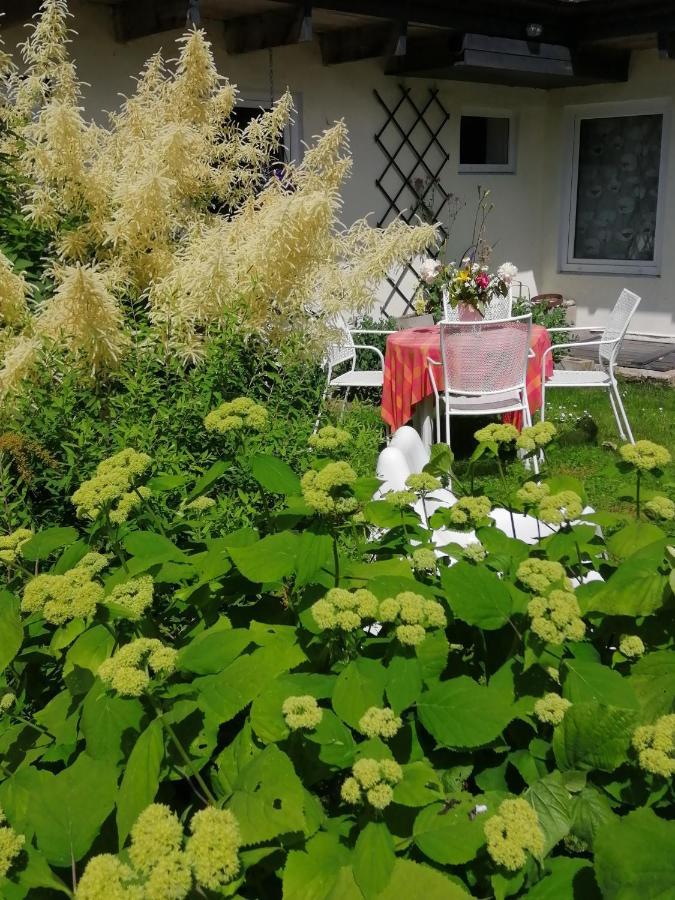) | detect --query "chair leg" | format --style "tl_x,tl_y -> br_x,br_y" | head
338,387 -> 350,421
444,403 -> 451,448
611,381 -> 634,444
607,384 -> 627,442
313,382 -> 330,434
521,402 -> 540,475
539,381 -> 546,423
